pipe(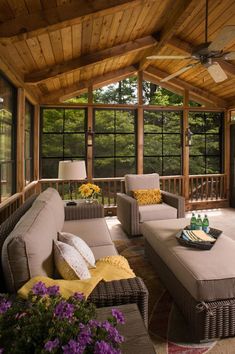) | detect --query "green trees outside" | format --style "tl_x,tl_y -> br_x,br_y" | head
41,77 -> 223,178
